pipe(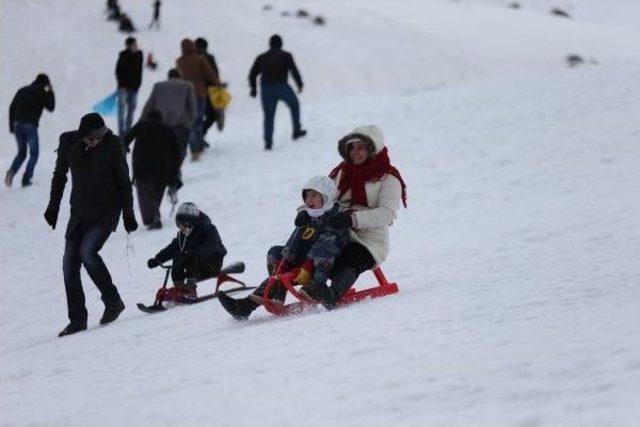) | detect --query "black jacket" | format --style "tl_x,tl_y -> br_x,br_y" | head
124,117 -> 181,185
199,51 -> 219,80
116,50 -> 143,90
248,48 -> 303,91
154,213 -> 227,263
48,130 -> 134,238
9,84 -> 55,131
